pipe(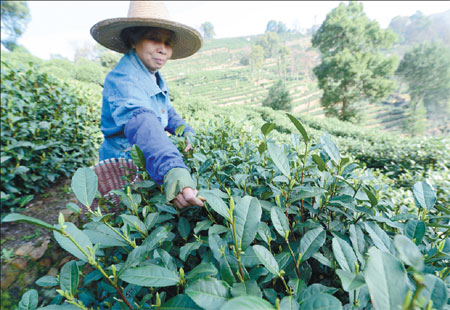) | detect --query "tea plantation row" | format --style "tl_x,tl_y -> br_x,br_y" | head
1,52 -> 448,309
6,113 -> 449,309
